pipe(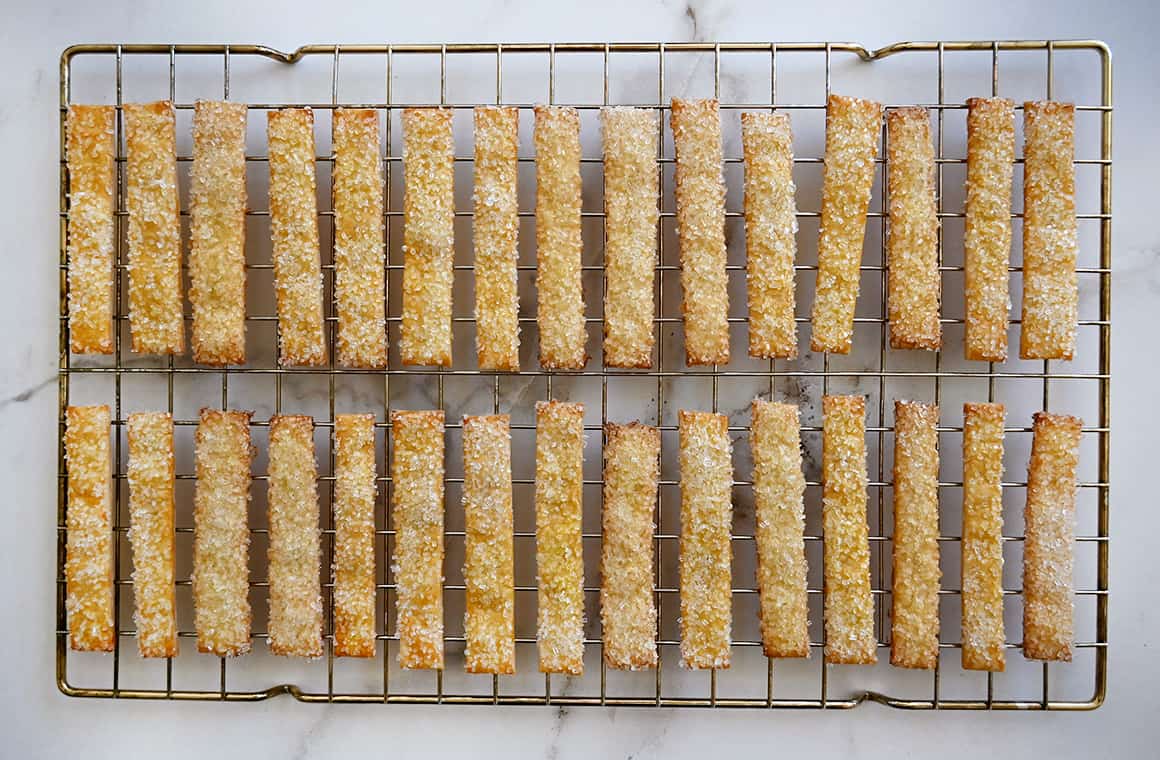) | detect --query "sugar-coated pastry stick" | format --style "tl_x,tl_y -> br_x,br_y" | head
266,415 -> 323,658
333,109 -> 387,369
811,94 -> 883,355
267,108 -> 327,366
123,101 -> 184,355
961,402 -> 1006,671
534,400 -> 586,674
890,400 -> 941,669
601,422 -> 660,670
750,399 -> 809,658
473,107 -> 521,371
462,414 -> 515,674
821,395 -> 876,664
126,412 -> 177,658
401,108 -> 455,367
670,99 -> 729,366
601,107 -> 658,369
65,405 -> 114,652
886,108 -> 941,351
678,410 -> 733,669
193,409 -> 253,656
66,105 -> 116,355
963,98 -> 1014,363
742,112 -> 798,360
1020,102 -> 1078,360
190,101 -> 248,366
333,414 -> 378,658
391,409 -> 446,669
534,106 -> 587,370
1023,412 -> 1082,661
